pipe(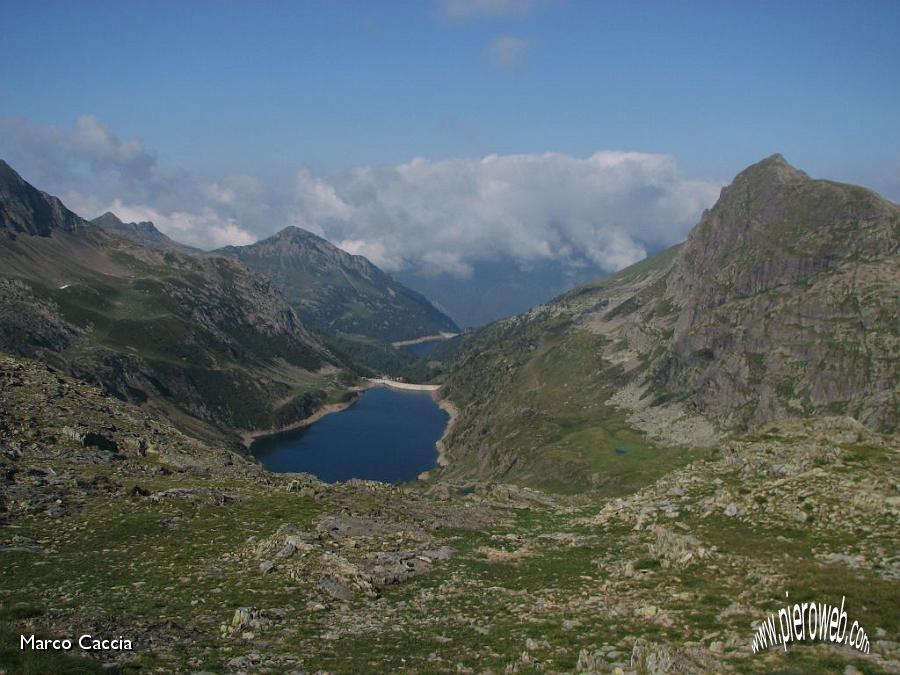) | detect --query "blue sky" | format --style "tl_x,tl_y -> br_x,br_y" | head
4,0 -> 899,179
1,0 -> 898,265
